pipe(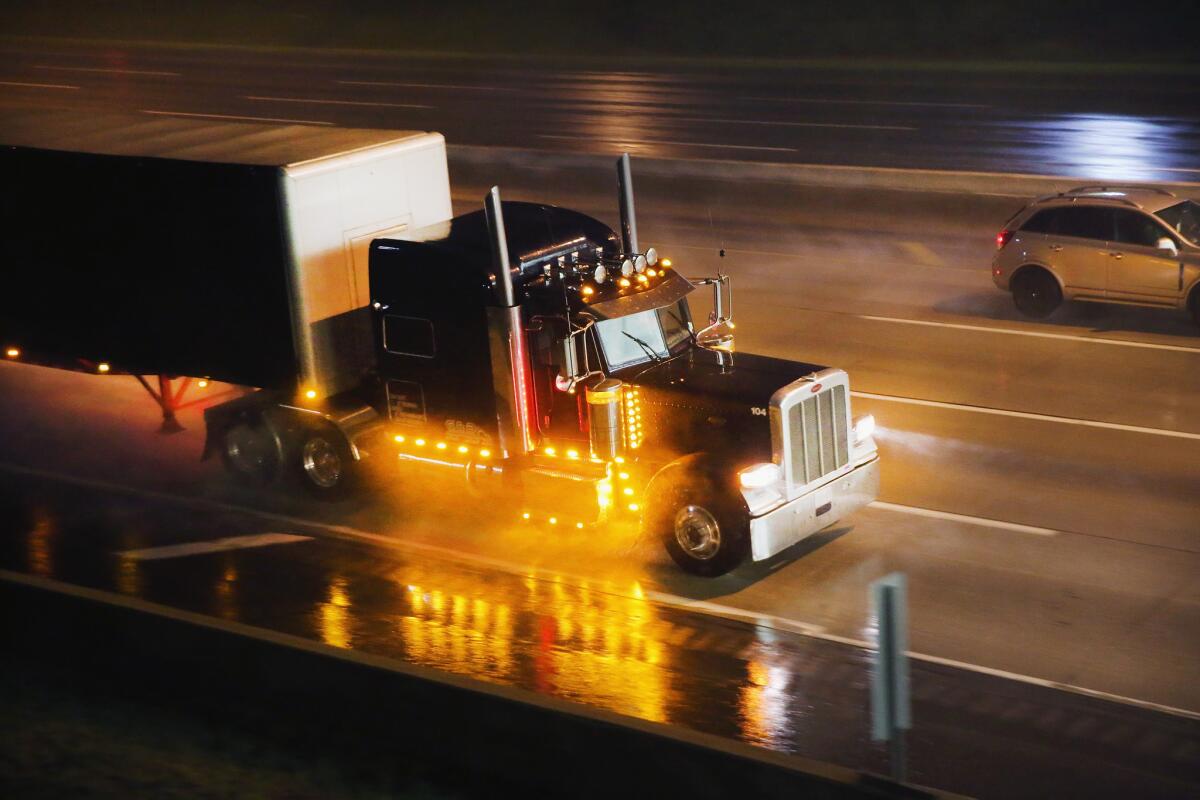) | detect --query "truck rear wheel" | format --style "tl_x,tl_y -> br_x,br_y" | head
645,457 -> 749,577
219,422 -> 279,484
297,427 -> 357,500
